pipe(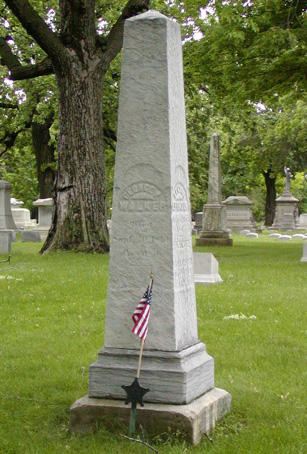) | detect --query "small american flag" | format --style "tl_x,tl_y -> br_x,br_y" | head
132,282 -> 153,341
